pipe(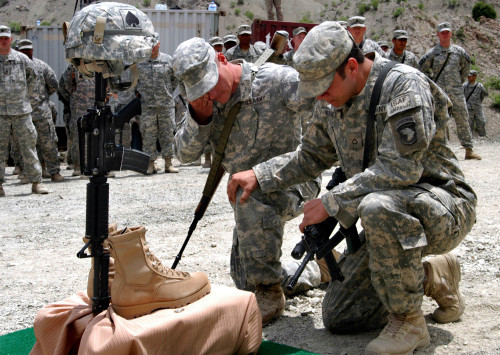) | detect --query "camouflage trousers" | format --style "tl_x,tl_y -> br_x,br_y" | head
32,108 -> 60,175
467,106 -> 486,137
0,114 -> 42,184
322,184 -> 476,333
69,113 -> 80,167
265,0 -> 283,21
139,106 -> 175,161
230,181 -> 320,289
449,93 -> 474,148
